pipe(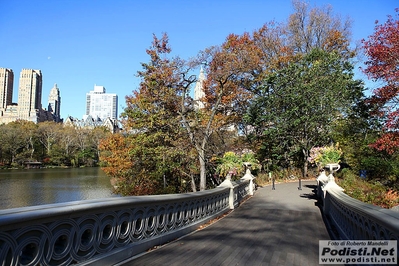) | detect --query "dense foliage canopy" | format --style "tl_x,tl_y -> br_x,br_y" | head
99,1 -> 399,197
362,9 -> 399,154
246,49 -> 363,176
0,121 -> 110,168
